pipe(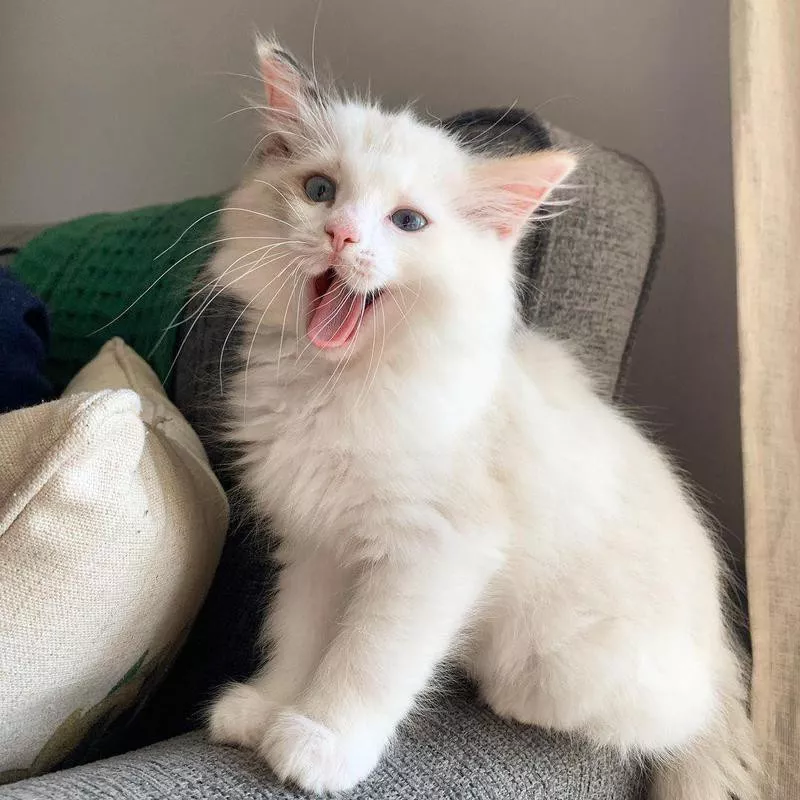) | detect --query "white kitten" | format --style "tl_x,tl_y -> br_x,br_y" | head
206,38 -> 759,800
